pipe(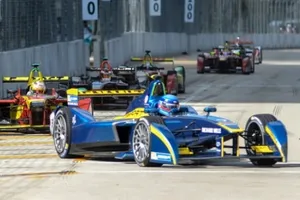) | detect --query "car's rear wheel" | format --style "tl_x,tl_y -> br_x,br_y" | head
132,116 -> 165,167
167,70 -> 178,95
259,50 -> 263,64
175,66 -> 186,94
197,55 -> 205,74
244,114 -> 278,166
242,59 -> 251,75
251,61 -> 255,73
